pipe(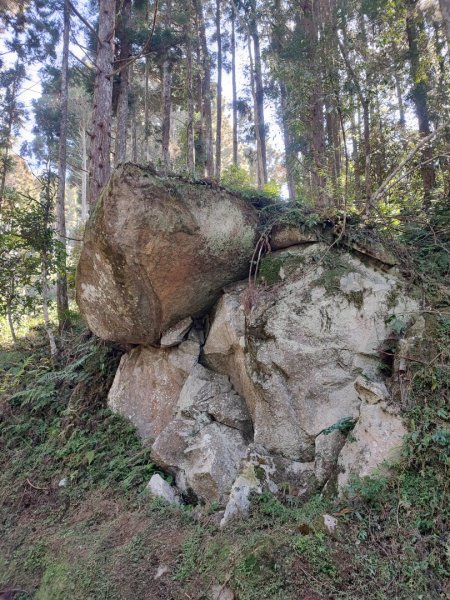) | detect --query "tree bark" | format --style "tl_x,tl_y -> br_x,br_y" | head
88,0 -> 115,209
439,0 -> 450,47
215,0 -> 222,180
300,0 -> 327,207
195,0 -> 214,177
249,2 -> 268,186
7,301 -> 17,344
406,0 -> 436,209
231,5 -> 238,166
80,118 -> 88,222
0,61 -> 20,214
56,0 -> 70,332
161,0 -> 173,172
186,0 -> 195,174
114,0 -> 132,165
